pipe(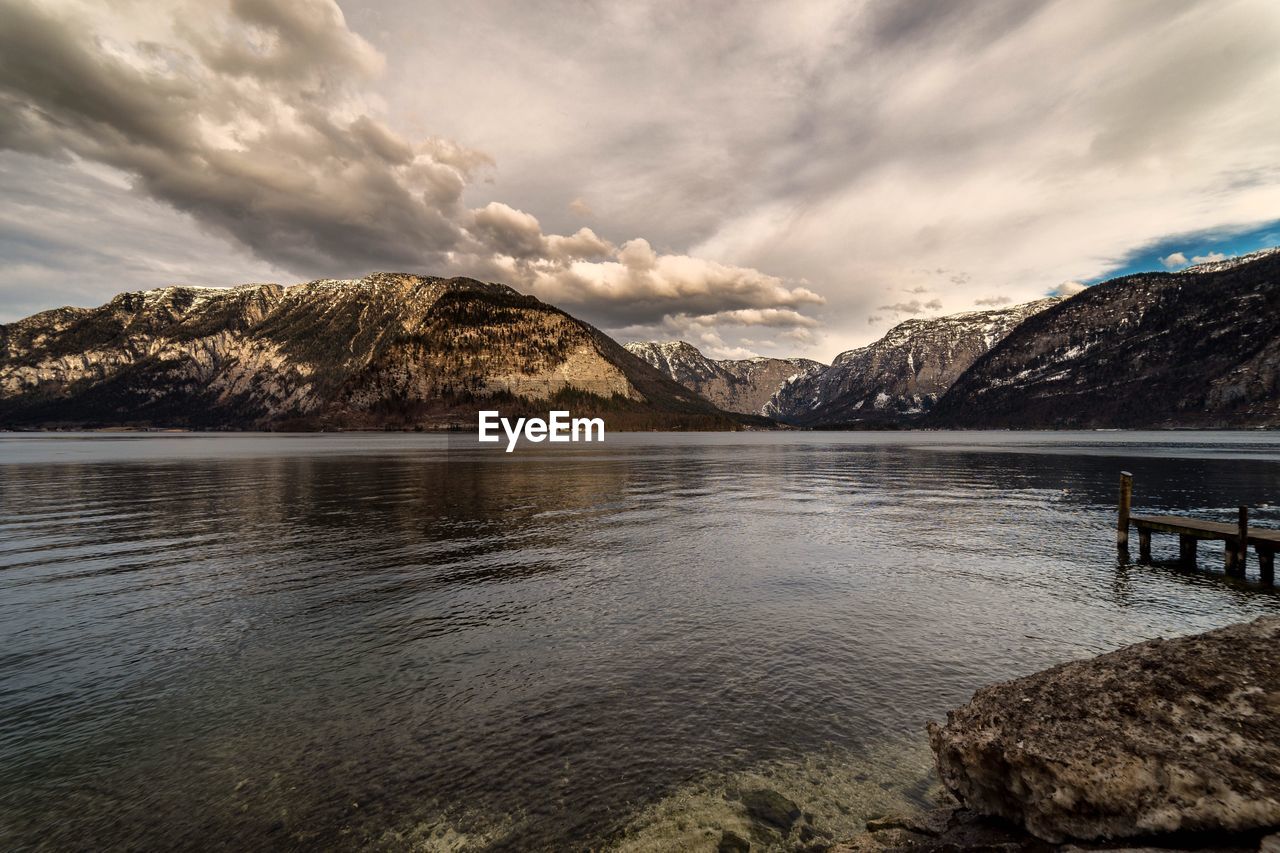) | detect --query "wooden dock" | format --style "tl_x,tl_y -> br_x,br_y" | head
1117,472 -> 1276,584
